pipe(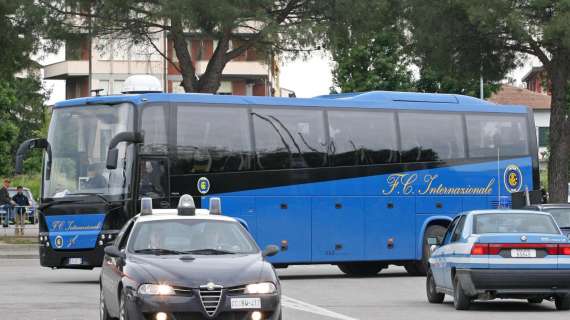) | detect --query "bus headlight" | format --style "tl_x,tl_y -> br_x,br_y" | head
244,282 -> 276,294
138,284 -> 175,296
